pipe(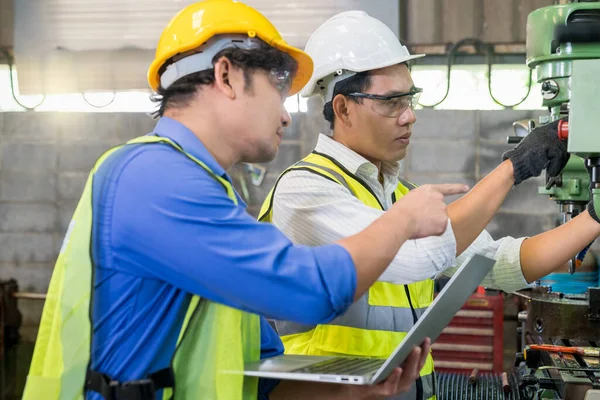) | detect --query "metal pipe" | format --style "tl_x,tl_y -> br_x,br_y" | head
469,368 -> 480,385
450,373 -> 457,398
12,292 -> 46,300
561,203 -> 582,274
502,372 -> 510,393
518,311 -> 528,350
484,373 -> 489,400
